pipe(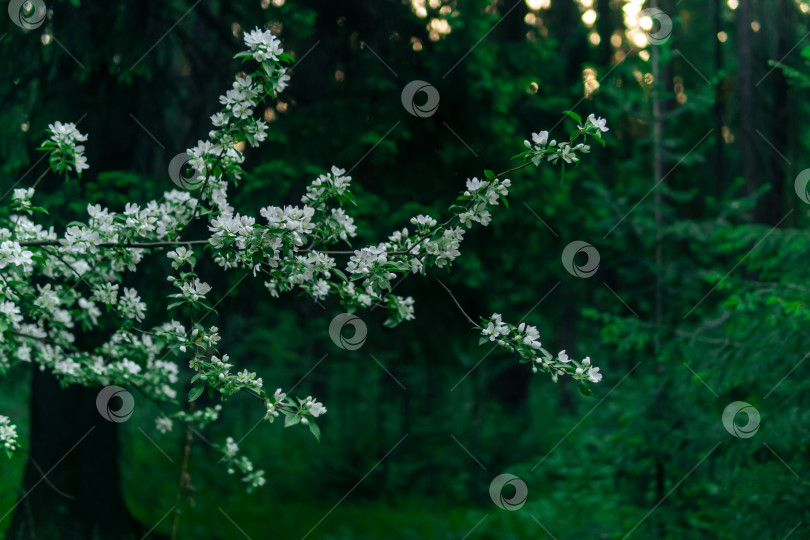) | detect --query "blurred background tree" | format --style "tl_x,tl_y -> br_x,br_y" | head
1,0 -> 809,538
